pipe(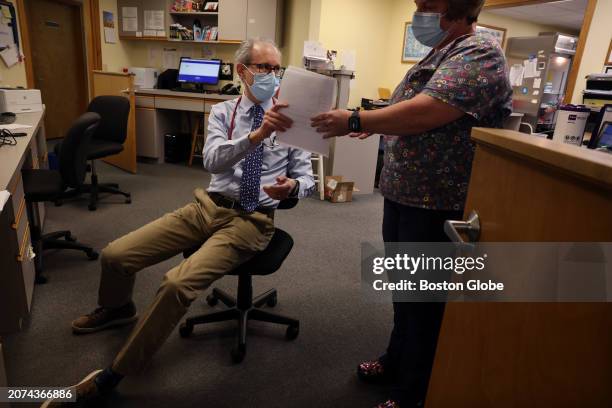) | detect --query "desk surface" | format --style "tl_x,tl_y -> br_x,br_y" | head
472,127 -> 612,188
135,88 -> 235,101
0,110 -> 45,191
